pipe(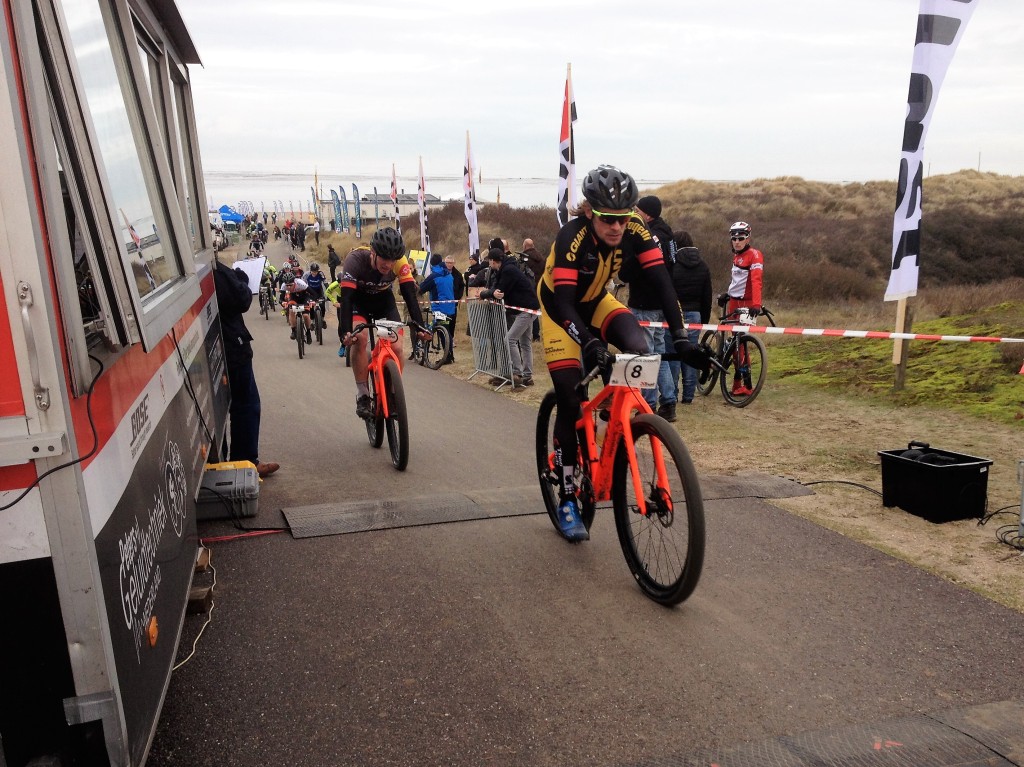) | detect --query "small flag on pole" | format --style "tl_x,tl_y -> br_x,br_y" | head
390,164 -> 401,234
417,157 -> 431,256
556,63 -> 578,227
463,131 -> 480,260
